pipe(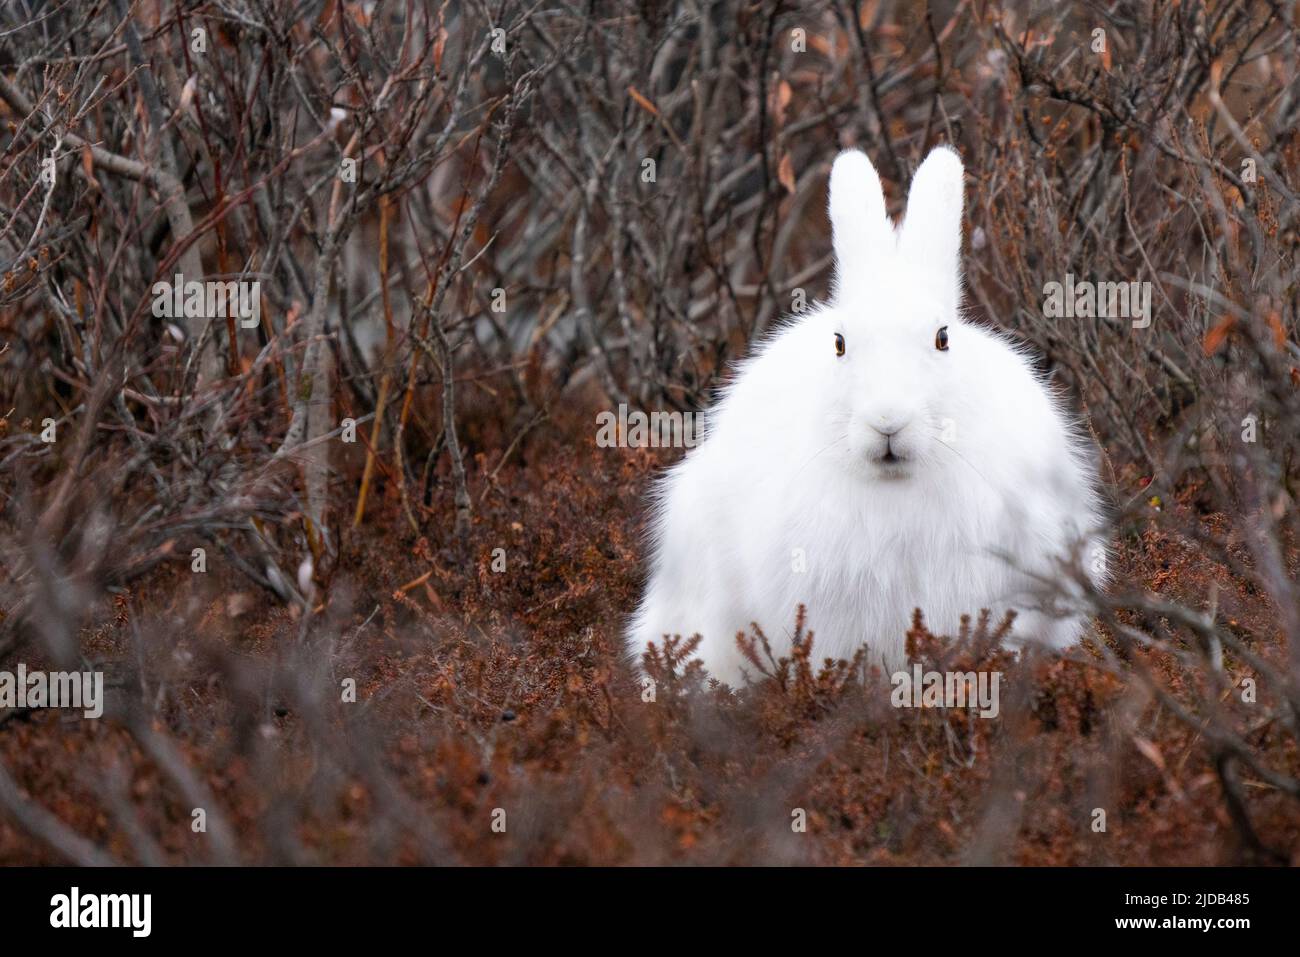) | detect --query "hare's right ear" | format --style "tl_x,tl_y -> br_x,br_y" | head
898,147 -> 964,313
828,150 -> 893,283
